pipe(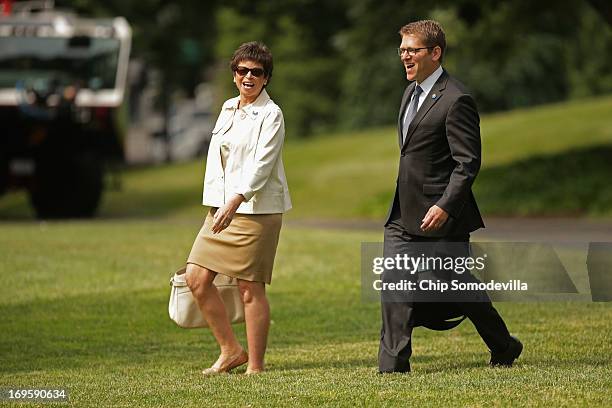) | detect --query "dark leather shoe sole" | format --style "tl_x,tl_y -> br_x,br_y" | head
378,369 -> 411,374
